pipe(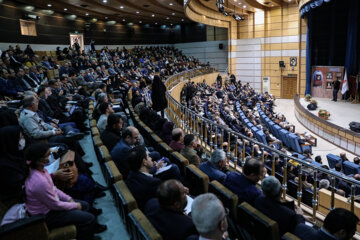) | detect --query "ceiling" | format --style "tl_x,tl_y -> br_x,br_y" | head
14,0 -> 190,25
